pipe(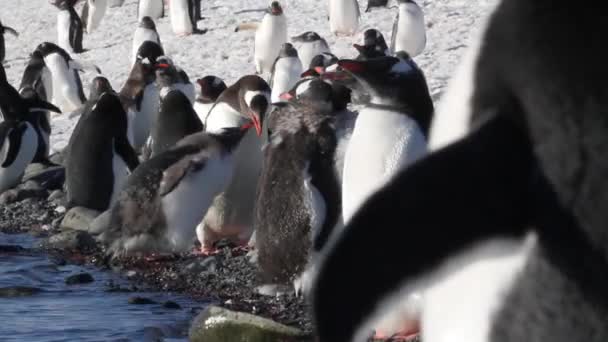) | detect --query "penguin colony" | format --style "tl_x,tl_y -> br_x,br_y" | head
1,0 -> 602,341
